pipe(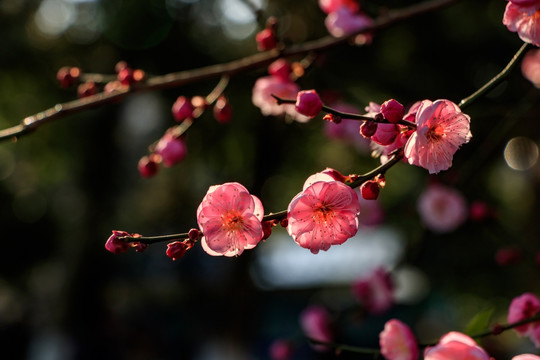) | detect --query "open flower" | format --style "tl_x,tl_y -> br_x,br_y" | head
197,182 -> 264,257
424,332 -> 491,360
287,174 -> 360,254
503,1 -> 540,46
404,99 -> 471,174
379,319 -> 419,360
